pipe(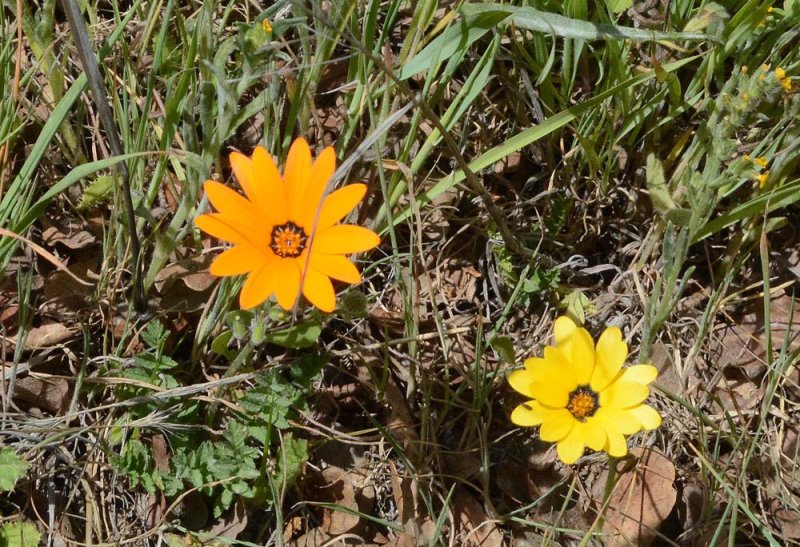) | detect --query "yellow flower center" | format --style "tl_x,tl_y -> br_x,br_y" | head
567,386 -> 598,420
270,221 -> 308,258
